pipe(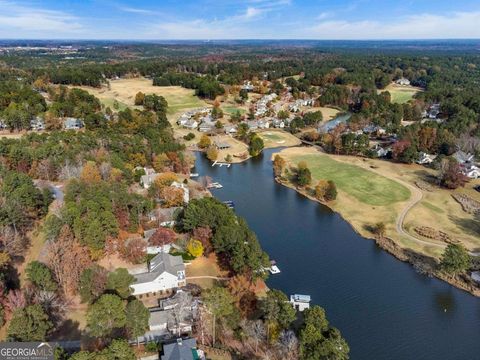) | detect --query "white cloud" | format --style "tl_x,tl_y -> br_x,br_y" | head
317,12 -> 333,20
118,6 -> 155,15
0,0 -> 83,36
304,12 -> 480,39
245,7 -> 262,19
